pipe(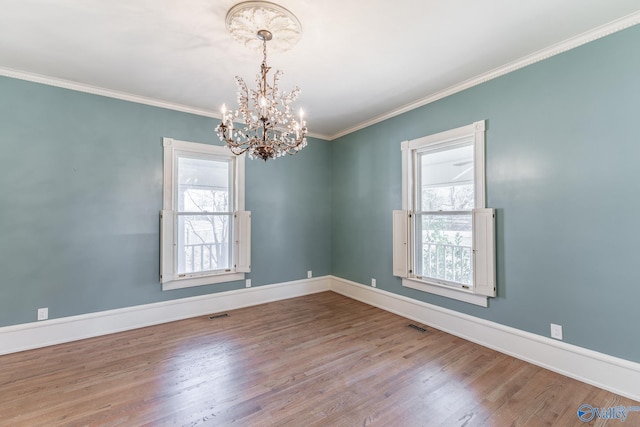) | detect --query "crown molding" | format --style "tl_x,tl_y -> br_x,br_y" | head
1,10 -> 638,143
0,66 -> 331,141
328,11 -> 640,140
0,66 -> 221,119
